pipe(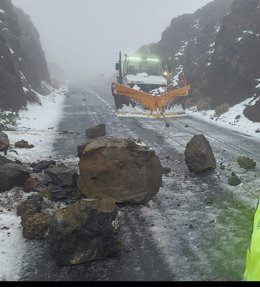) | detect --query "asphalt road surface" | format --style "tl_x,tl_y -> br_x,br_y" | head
20,82 -> 260,281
